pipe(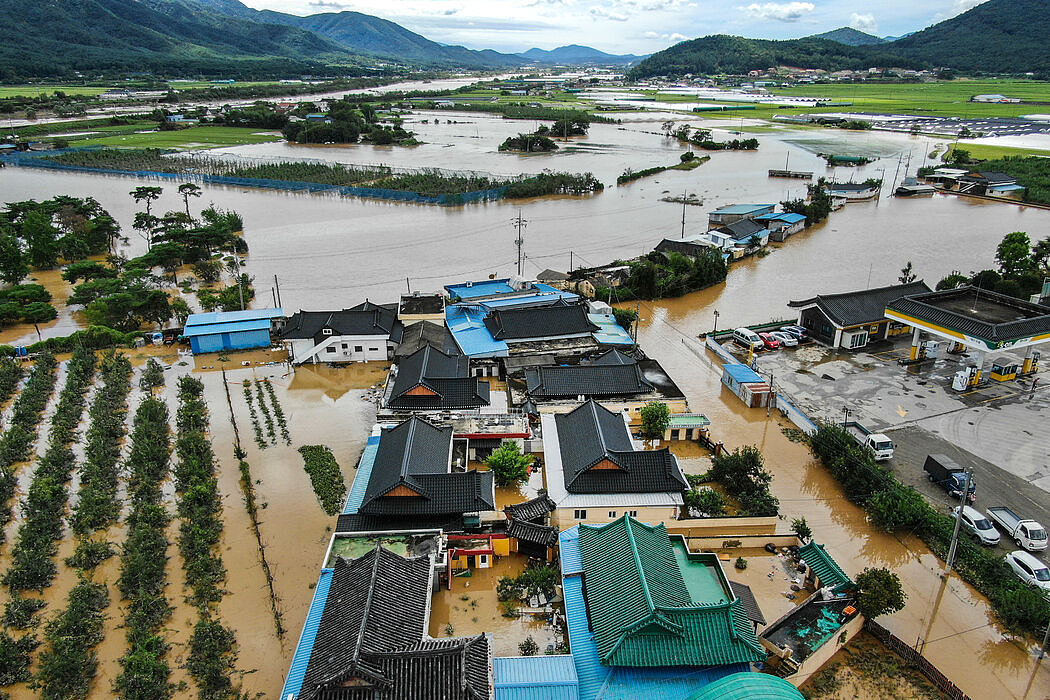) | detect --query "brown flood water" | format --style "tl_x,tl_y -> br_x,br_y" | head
1,111 -> 1049,697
